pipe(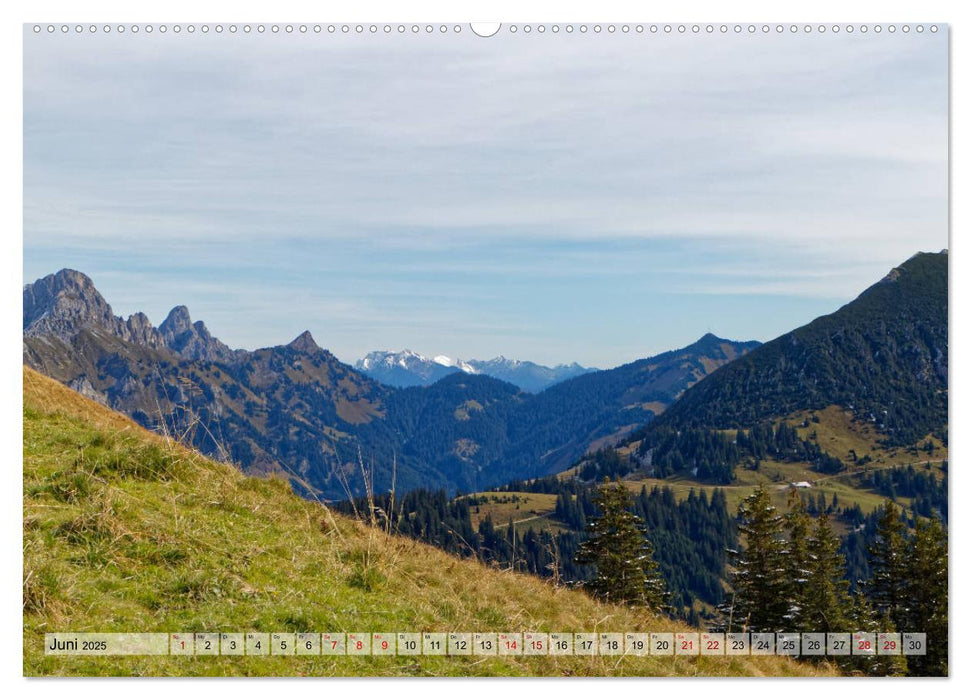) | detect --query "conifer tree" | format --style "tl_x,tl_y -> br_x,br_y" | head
729,485 -> 789,631
797,512 -> 851,633
904,517 -> 947,676
784,490 -> 812,624
867,500 -> 908,629
848,590 -> 908,676
575,479 -> 667,608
